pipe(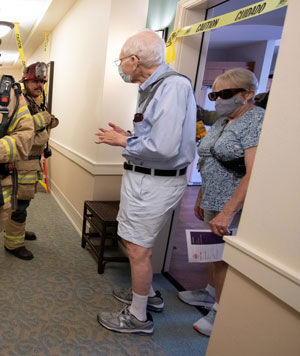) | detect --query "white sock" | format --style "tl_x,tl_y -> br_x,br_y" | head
212,302 -> 218,311
205,284 -> 216,298
129,291 -> 148,322
148,285 -> 156,297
